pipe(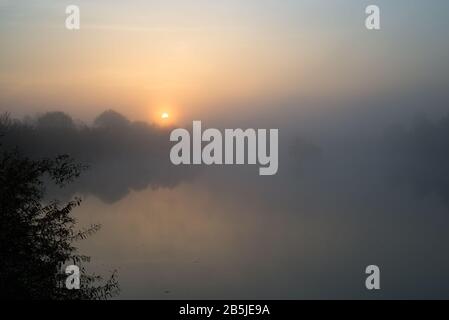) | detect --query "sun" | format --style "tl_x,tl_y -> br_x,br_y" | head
151,106 -> 177,126
161,112 -> 169,119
